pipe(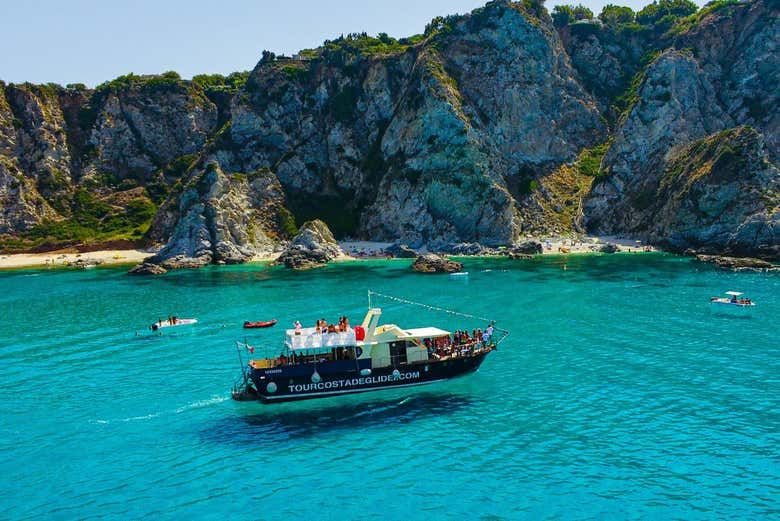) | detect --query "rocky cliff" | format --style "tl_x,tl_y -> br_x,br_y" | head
584,0 -> 779,258
1,0 -> 777,265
